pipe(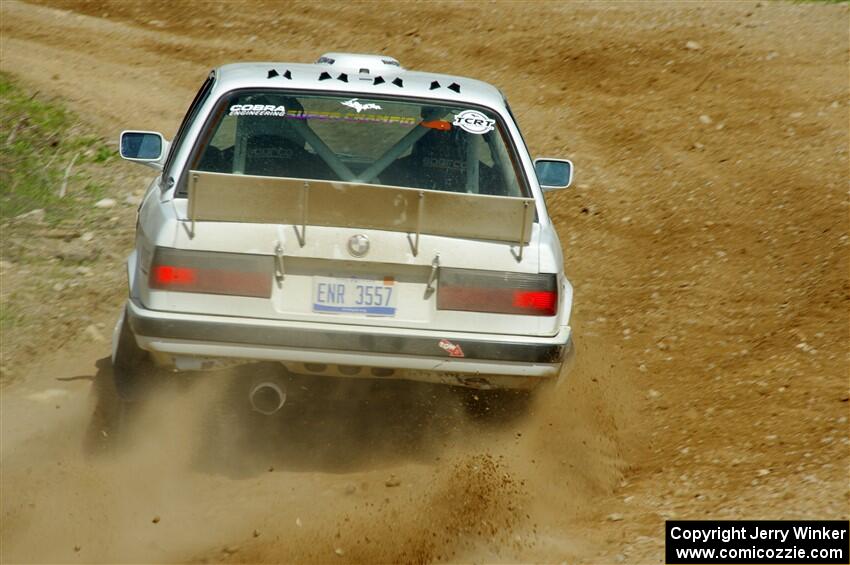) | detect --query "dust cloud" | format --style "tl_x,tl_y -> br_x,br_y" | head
1,333 -> 633,563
